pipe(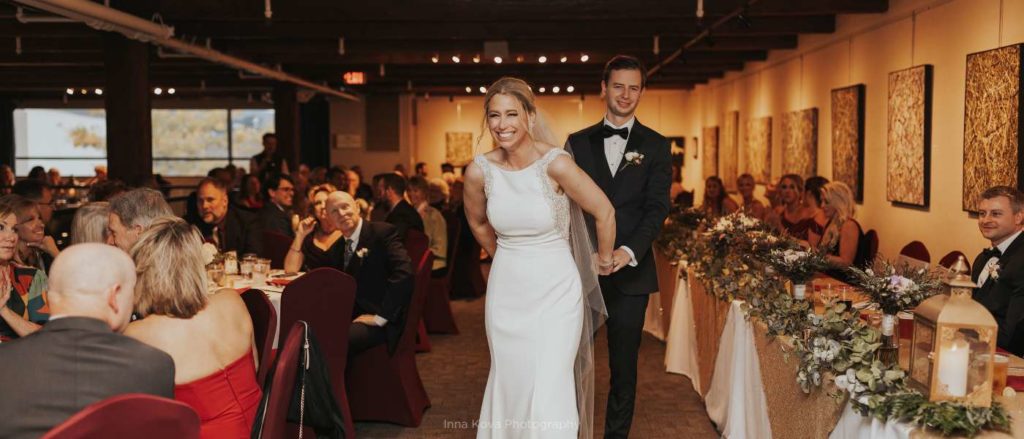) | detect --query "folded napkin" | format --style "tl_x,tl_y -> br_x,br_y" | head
269,278 -> 291,287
